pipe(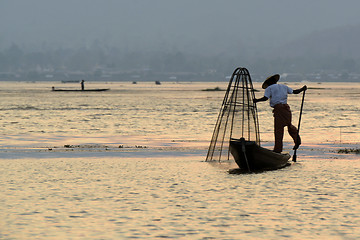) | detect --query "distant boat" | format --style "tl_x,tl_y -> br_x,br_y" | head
52,87 -> 109,92
61,80 -> 80,83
